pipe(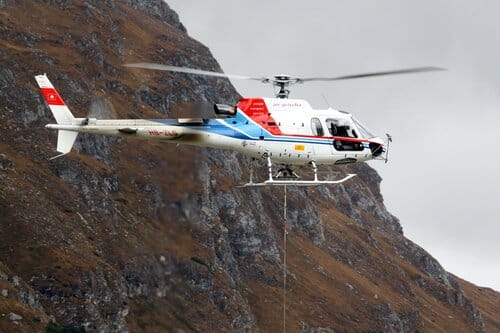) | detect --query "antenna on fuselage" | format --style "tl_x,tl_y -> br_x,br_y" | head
321,93 -> 332,109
